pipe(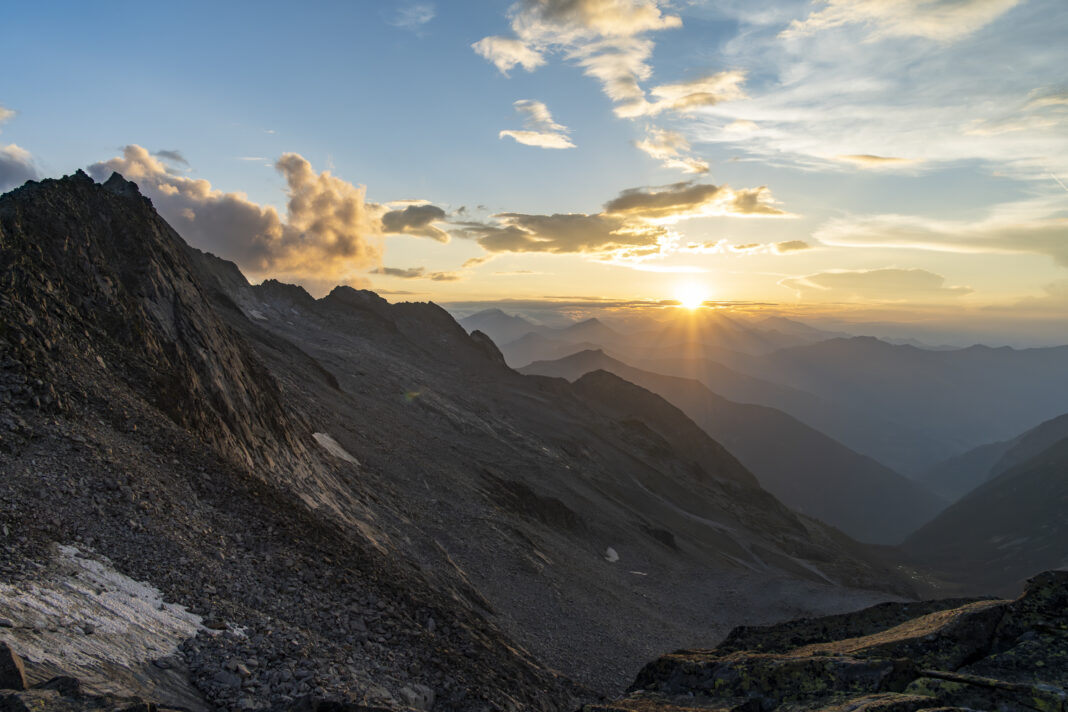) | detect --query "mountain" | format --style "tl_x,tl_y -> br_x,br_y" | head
458,307 -> 545,345
723,337 -> 1068,473
633,354 -> 951,477
902,431 -> 1068,595
497,331 -> 605,367
0,172 -> 911,709
554,317 -> 621,344
919,413 -> 1068,501
521,350 -> 945,544
591,571 -> 1068,712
